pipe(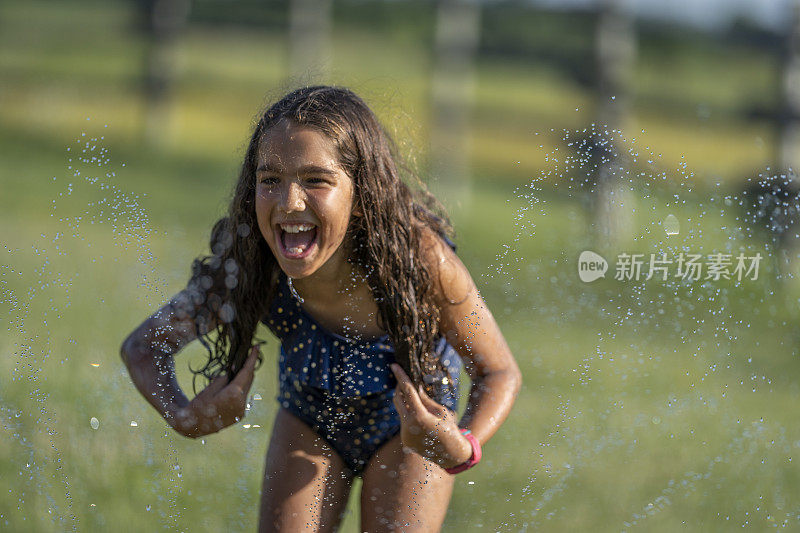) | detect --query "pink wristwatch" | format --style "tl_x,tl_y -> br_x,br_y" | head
445,428 -> 482,474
